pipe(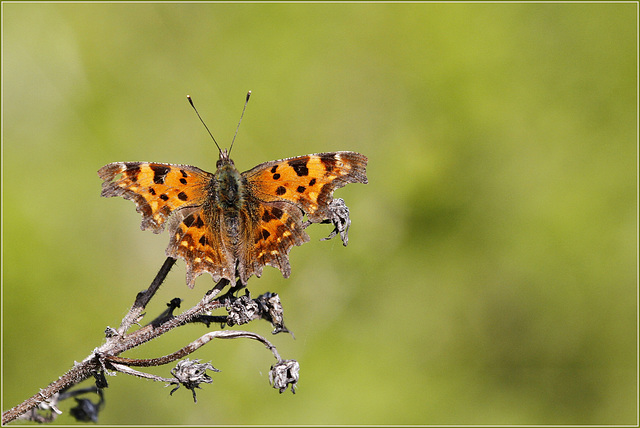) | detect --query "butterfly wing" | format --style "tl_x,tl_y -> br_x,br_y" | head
242,151 -> 368,223
166,206 -> 236,288
236,200 -> 310,284
236,151 -> 368,283
99,162 -> 237,288
98,162 -> 212,233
